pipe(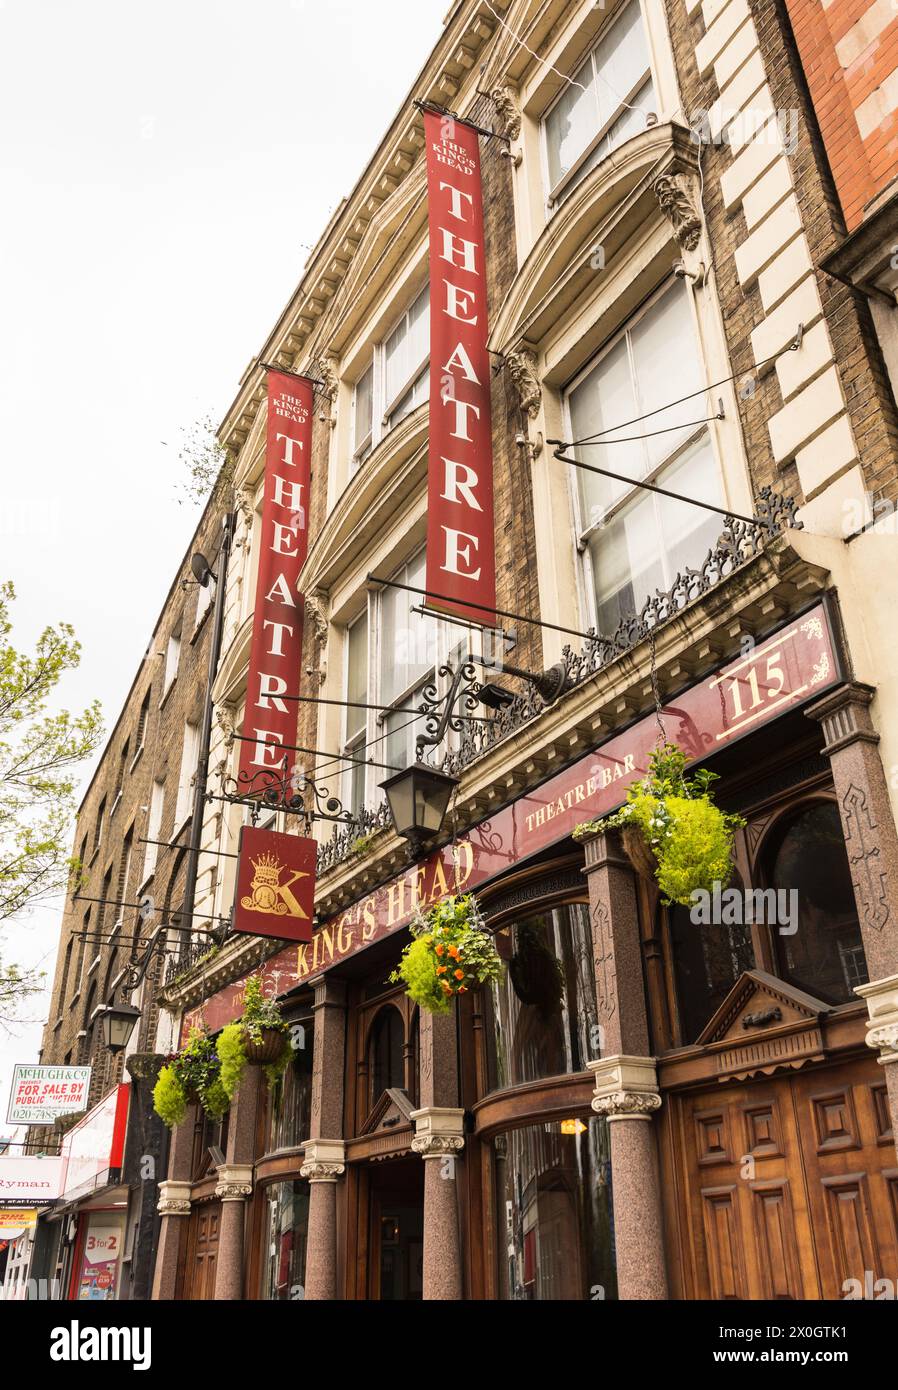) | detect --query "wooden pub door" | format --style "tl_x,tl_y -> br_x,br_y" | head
183,1201 -> 222,1301
659,969 -> 898,1299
